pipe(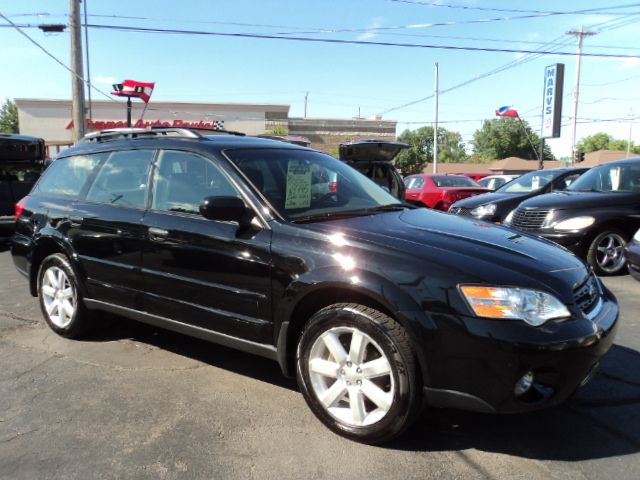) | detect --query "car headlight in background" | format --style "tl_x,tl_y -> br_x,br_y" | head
471,203 -> 497,218
634,229 -> 640,242
459,285 -> 571,326
553,216 -> 595,231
